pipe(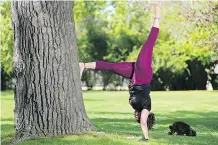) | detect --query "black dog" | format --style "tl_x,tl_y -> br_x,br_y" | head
168,121 -> 196,136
